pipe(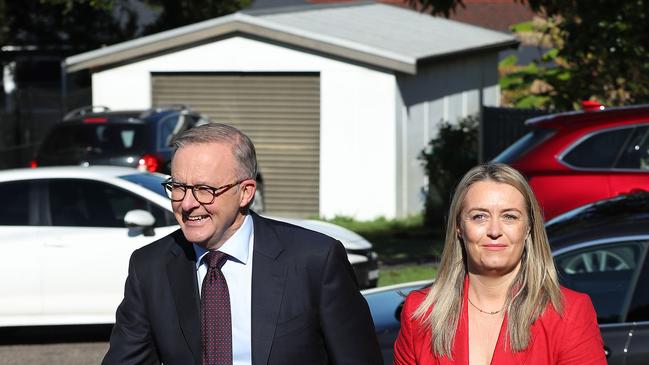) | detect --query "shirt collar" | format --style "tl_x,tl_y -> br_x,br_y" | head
193,214 -> 253,269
